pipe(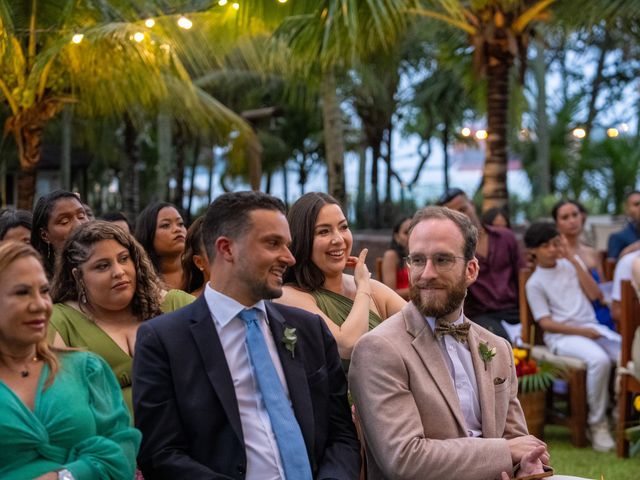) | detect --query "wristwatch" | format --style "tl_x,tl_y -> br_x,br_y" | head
57,469 -> 76,480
